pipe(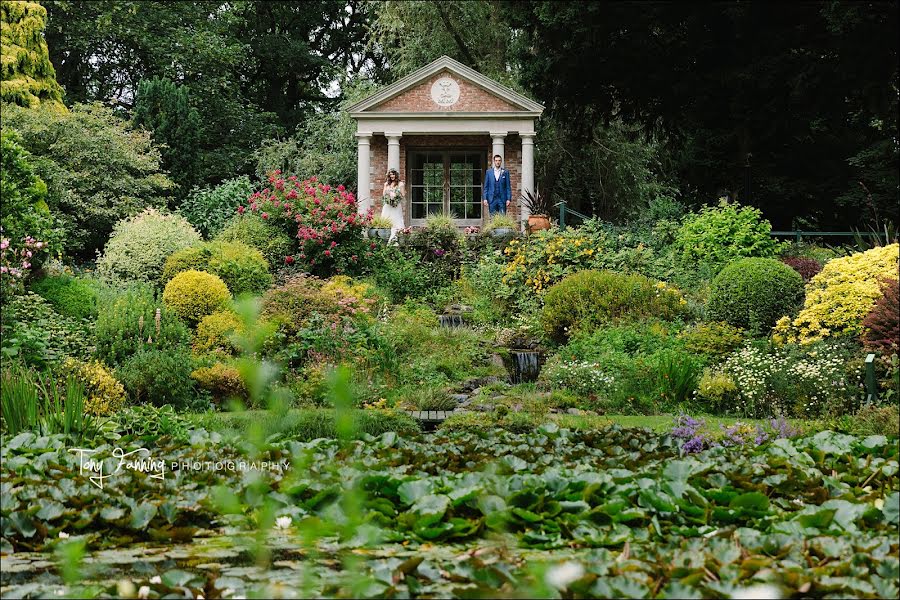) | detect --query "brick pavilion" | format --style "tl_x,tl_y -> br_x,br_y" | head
348,56 -> 545,230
